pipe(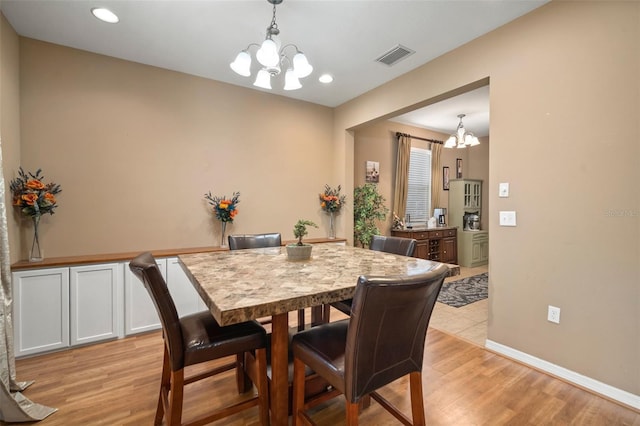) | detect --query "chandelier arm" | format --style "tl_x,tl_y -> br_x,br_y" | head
279,43 -> 301,55
242,43 -> 262,52
279,54 -> 292,67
